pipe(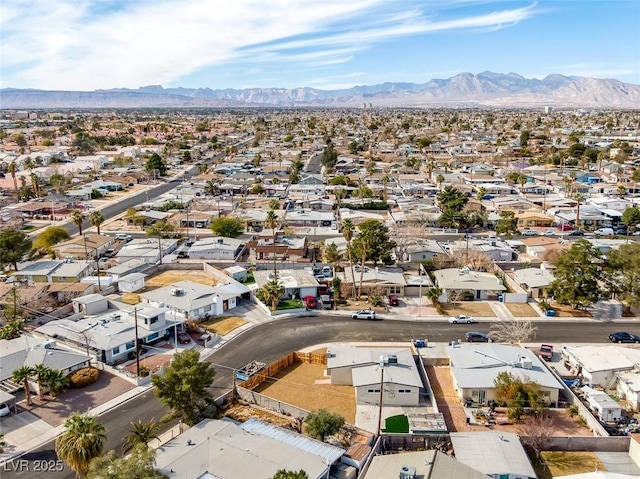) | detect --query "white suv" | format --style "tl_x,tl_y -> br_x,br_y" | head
351,309 -> 377,320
